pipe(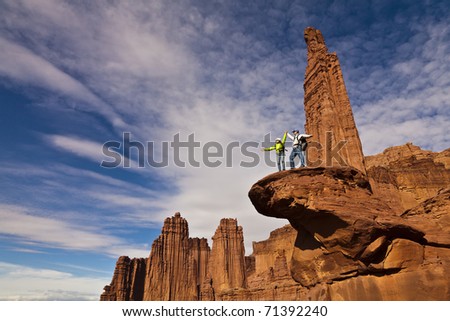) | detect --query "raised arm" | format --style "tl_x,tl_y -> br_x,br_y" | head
281,132 -> 288,144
